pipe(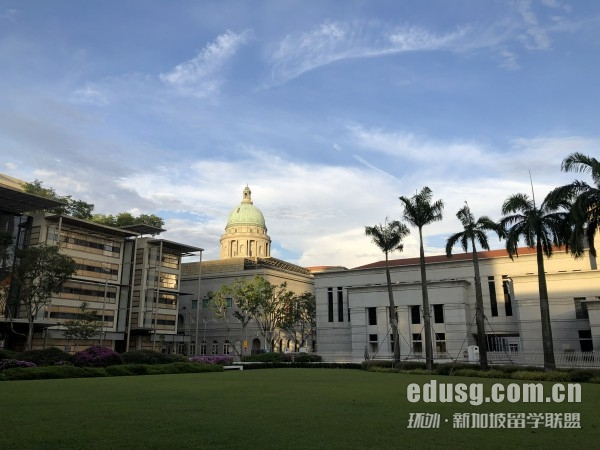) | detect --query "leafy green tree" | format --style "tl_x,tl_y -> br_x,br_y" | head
446,204 -> 501,370
91,212 -> 165,228
547,153 -> 600,257
62,302 -> 101,351
209,284 -> 253,357
500,193 -> 570,371
365,219 -> 410,363
11,245 -> 77,350
23,180 -> 94,219
399,187 -> 444,370
279,291 -> 316,352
